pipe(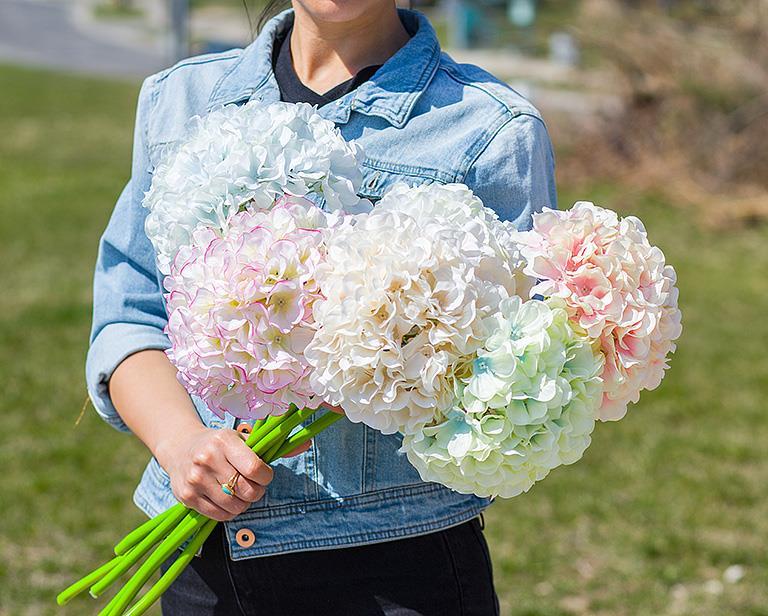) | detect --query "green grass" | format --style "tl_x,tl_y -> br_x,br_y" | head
0,65 -> 155,615
0,64 -> 766,615
93,2 -> 144,20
